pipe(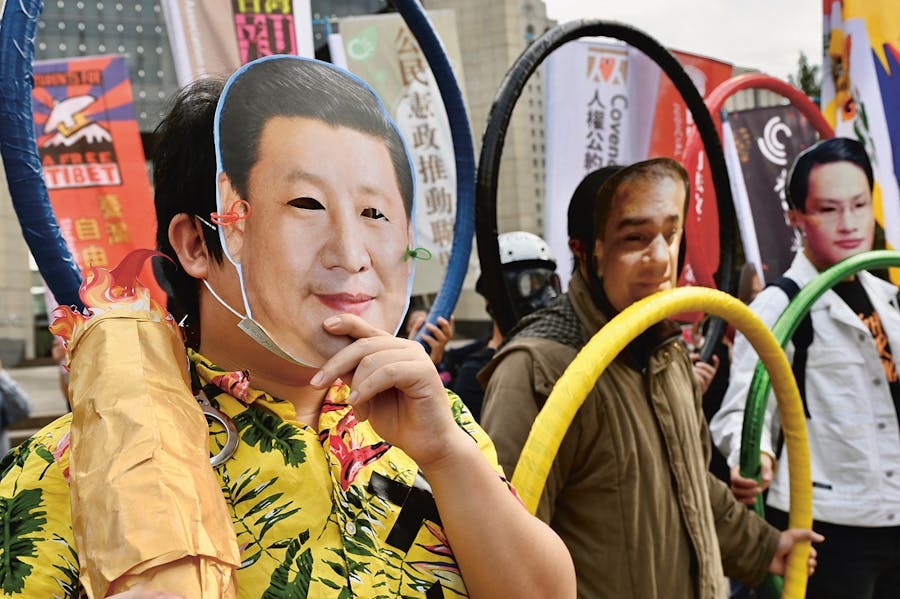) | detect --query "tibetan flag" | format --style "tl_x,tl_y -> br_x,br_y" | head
823,0 -> 900,282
